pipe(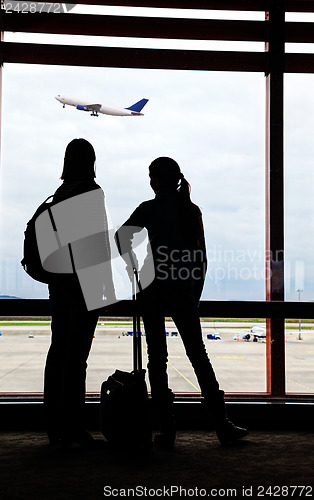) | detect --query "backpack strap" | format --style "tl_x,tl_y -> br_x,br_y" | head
46,196 -> 76,275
